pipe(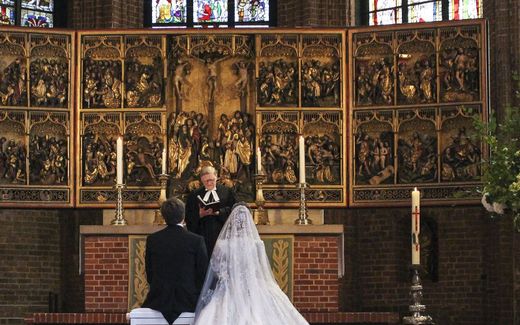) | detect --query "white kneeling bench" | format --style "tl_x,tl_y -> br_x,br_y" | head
127,308 -> 195,325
